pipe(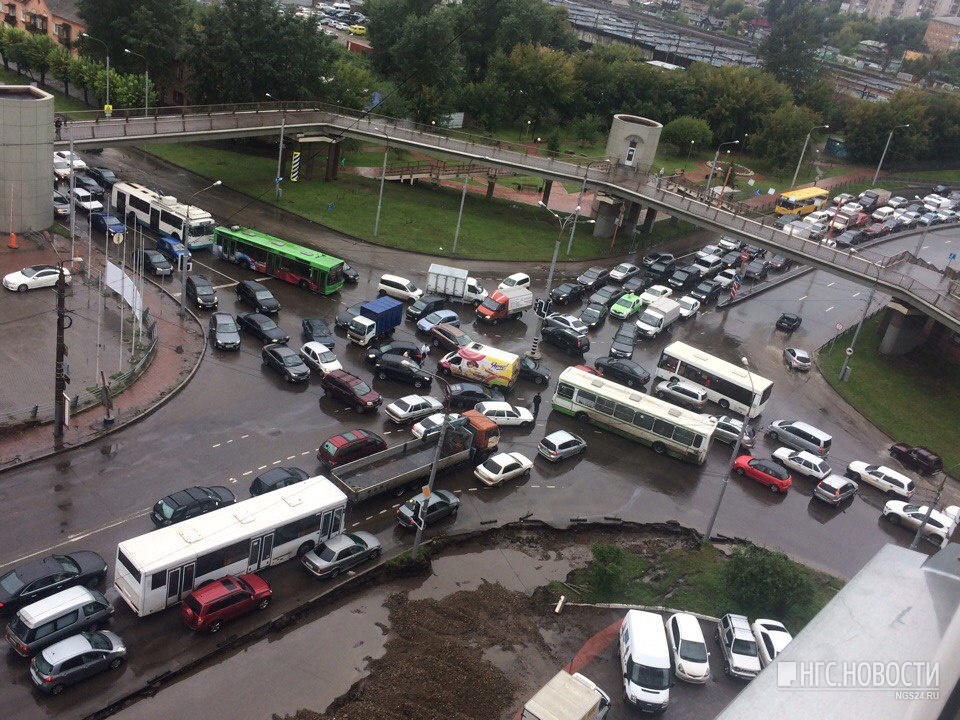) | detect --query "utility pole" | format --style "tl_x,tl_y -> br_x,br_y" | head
53,264 -> 72,442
